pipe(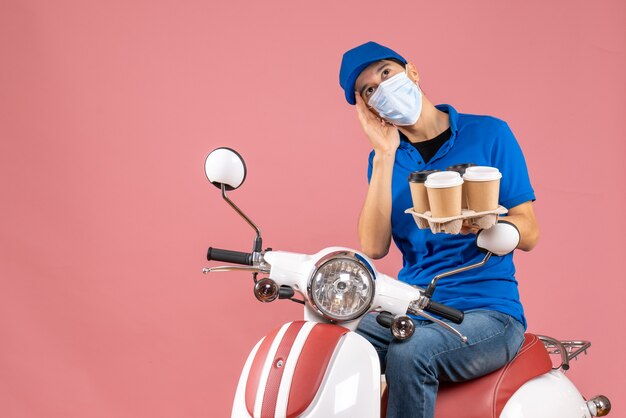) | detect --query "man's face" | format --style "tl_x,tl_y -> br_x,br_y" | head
354,59 -> 407,106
